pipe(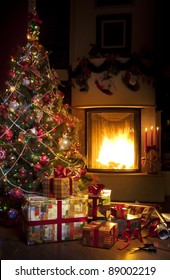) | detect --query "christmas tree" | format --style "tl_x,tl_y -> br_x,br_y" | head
0,3 -> 93,222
